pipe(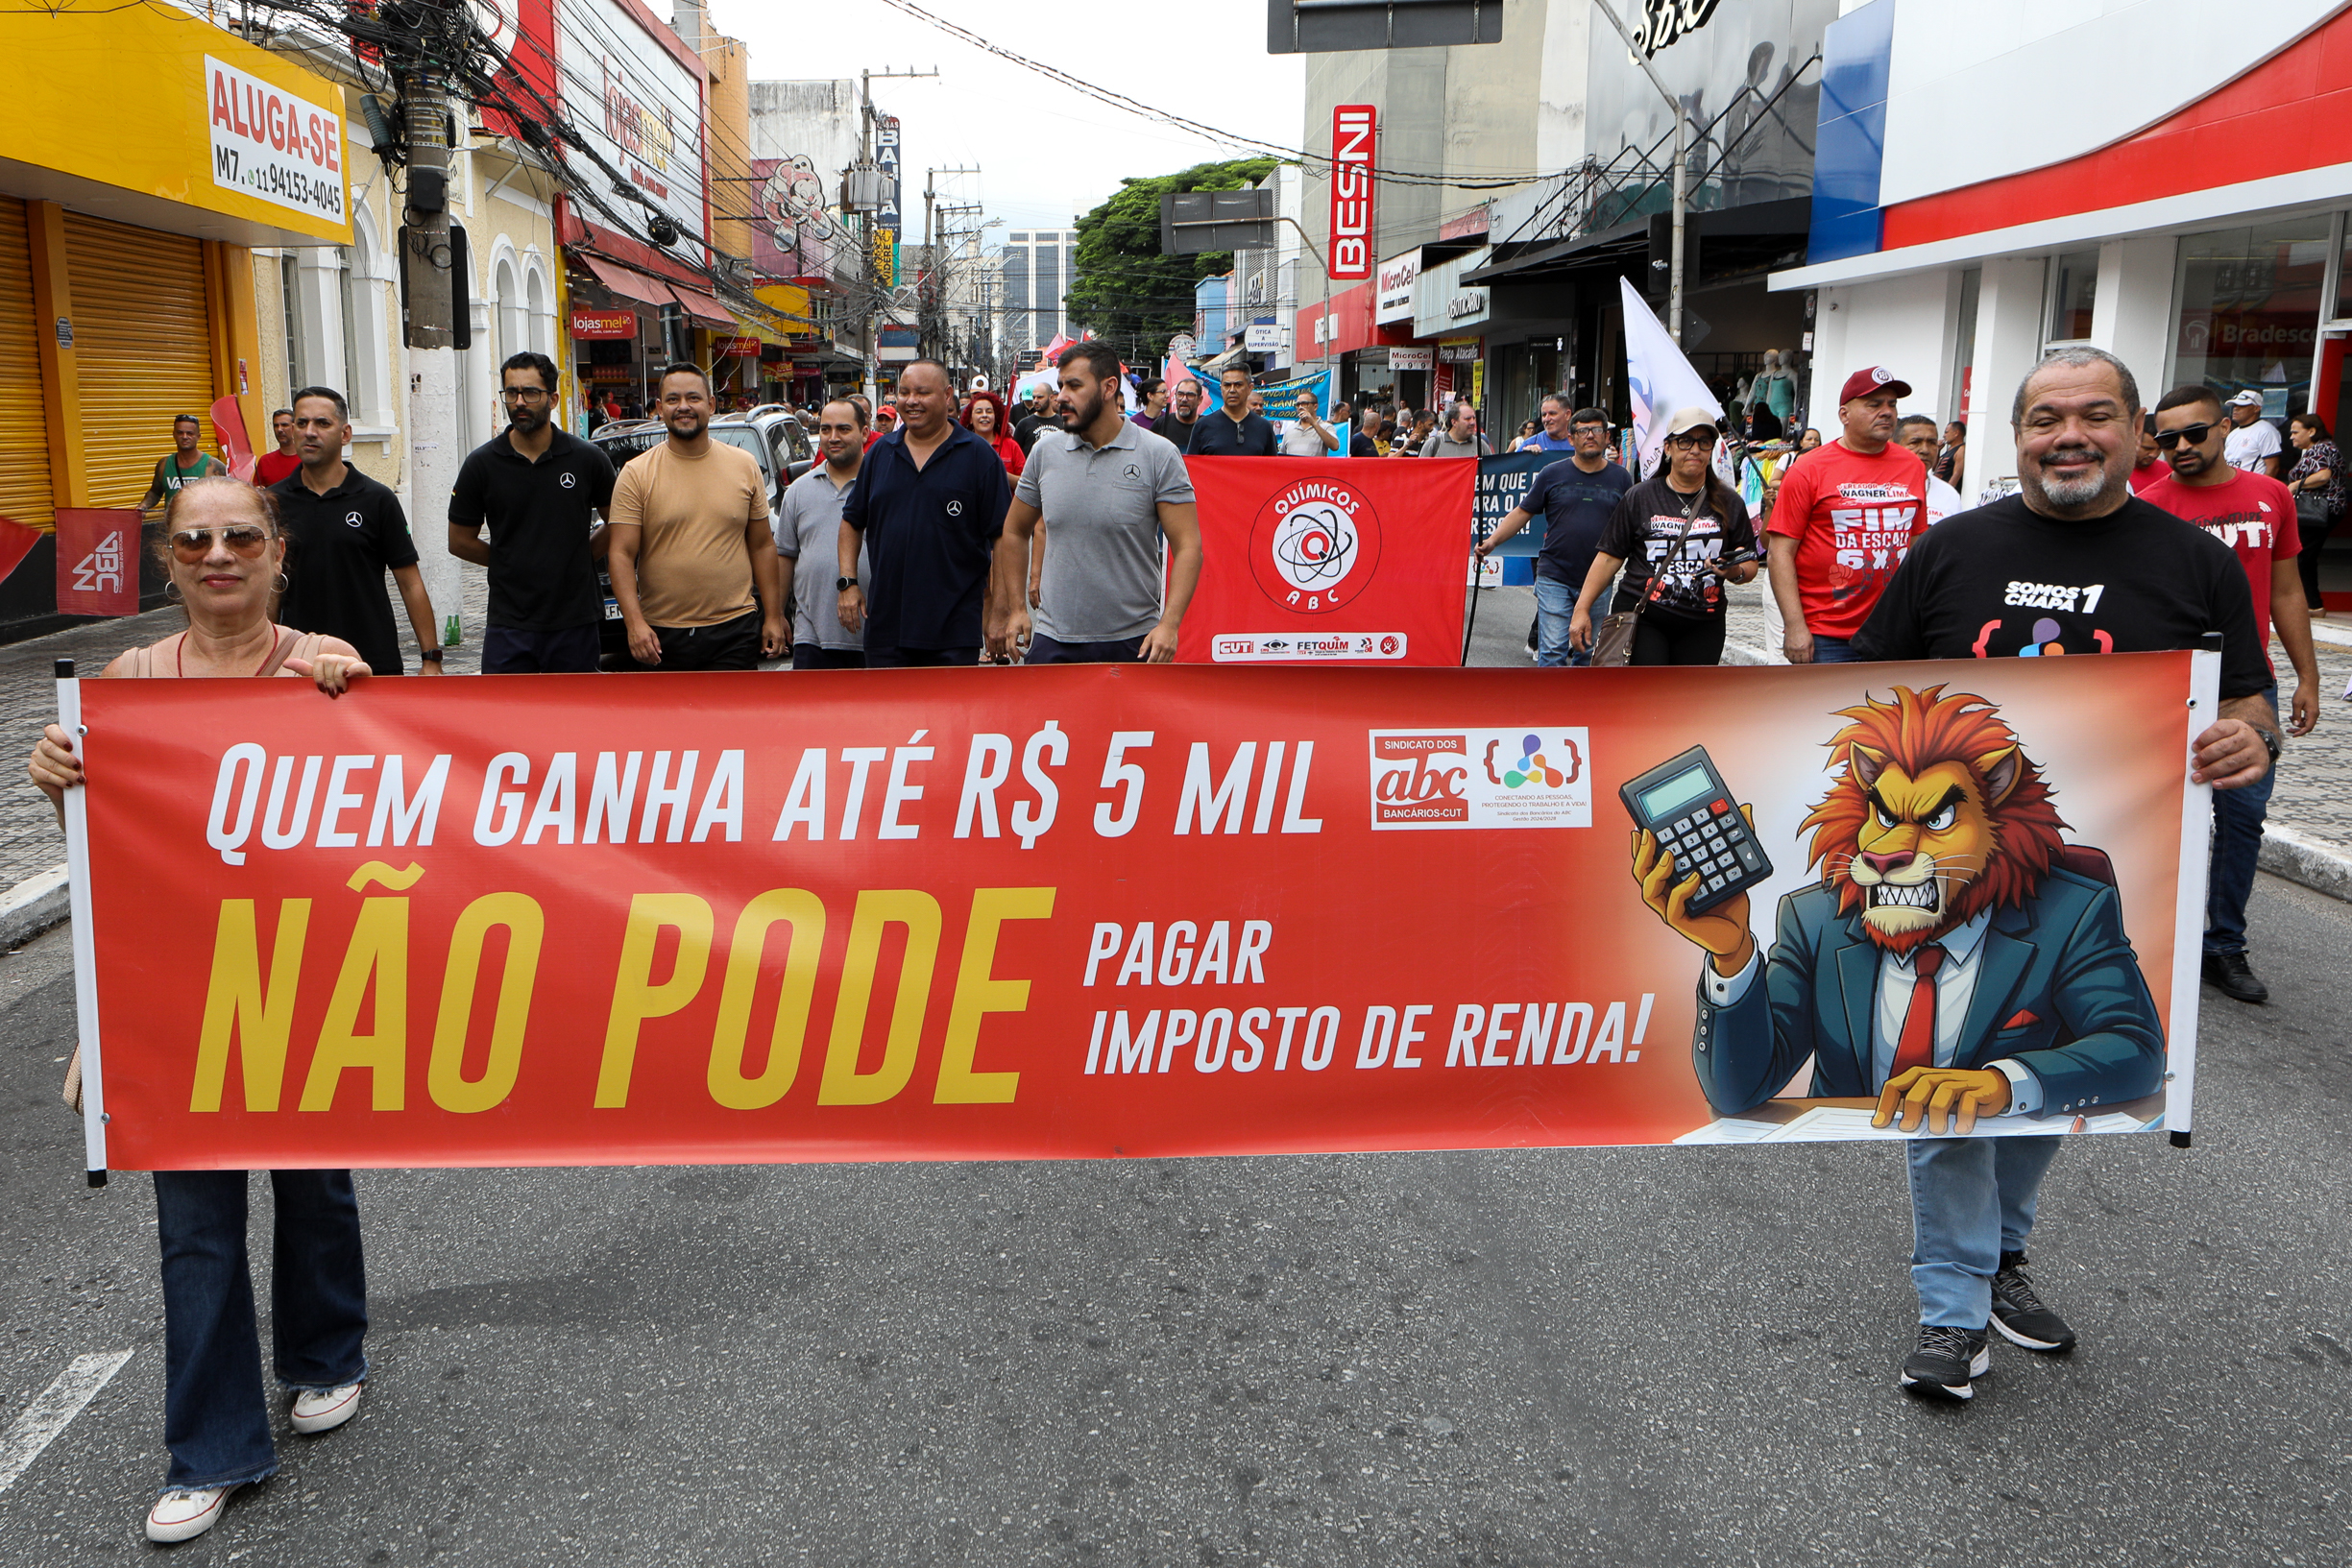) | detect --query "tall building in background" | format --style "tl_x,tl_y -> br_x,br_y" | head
1001,228 -> 1078,353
